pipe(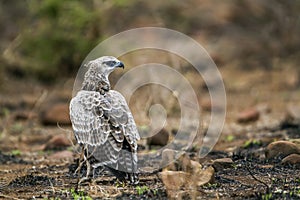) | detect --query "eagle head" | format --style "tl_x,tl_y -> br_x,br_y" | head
86,56 -> 124,78
82,56 -> 124,92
